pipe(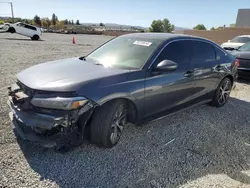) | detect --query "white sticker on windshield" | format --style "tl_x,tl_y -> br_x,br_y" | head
133,41 -> 152,47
